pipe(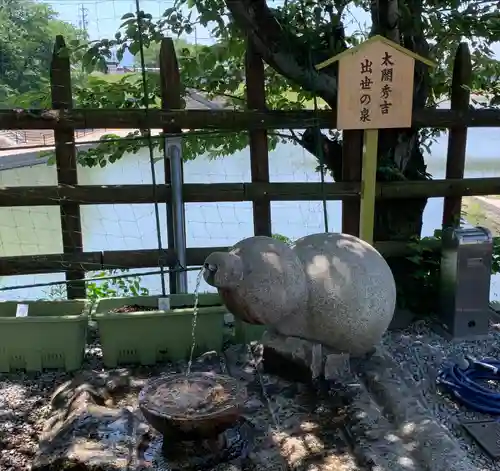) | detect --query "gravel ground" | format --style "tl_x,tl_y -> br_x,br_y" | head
0,333 -> 105,471
0,371 -> 67,470
1,323 -> 500,471
383,320 -> 500,470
